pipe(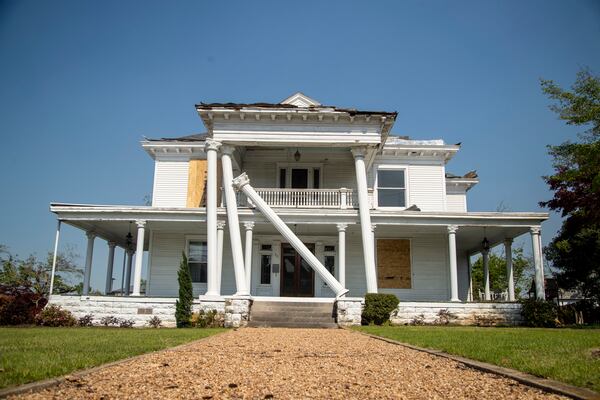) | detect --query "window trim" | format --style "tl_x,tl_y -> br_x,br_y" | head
374,165 -> 409,210
257,242 -> 274,287
275,163 -> 324,189
185,235 -> 208,285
